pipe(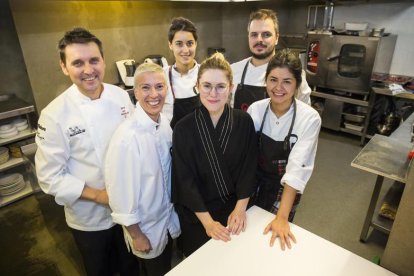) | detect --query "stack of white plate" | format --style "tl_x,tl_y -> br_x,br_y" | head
0,147 -> 10,164
0,173 -> 26,196
12,118 -> 29,132
0,124 -> 18,139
